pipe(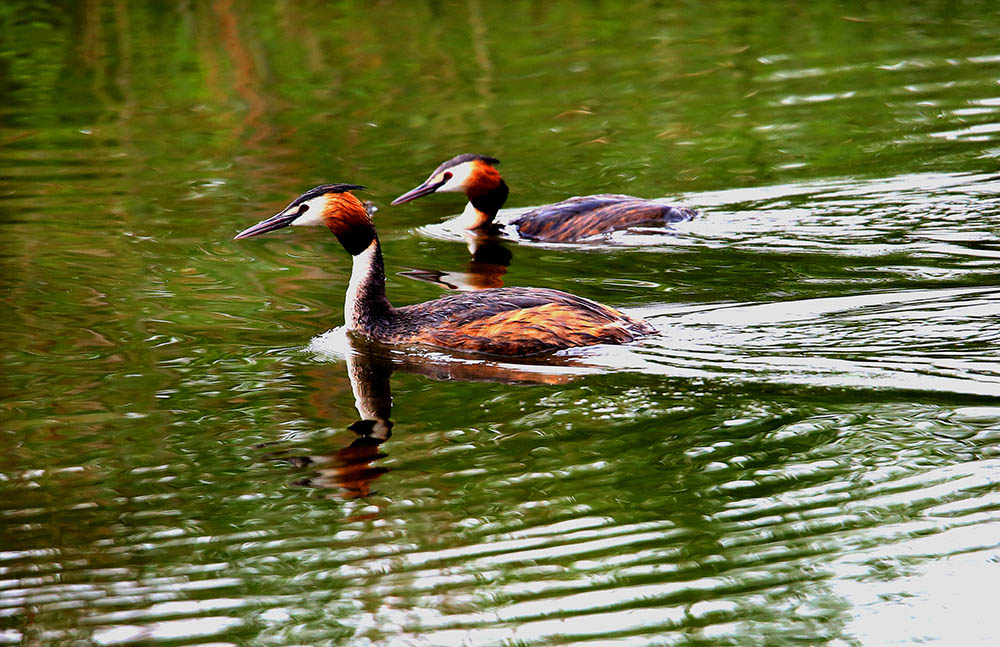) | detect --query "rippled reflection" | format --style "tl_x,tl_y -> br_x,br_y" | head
400,233 -> 513,291
264,341 -> 394,500
265,333 -> 587,507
